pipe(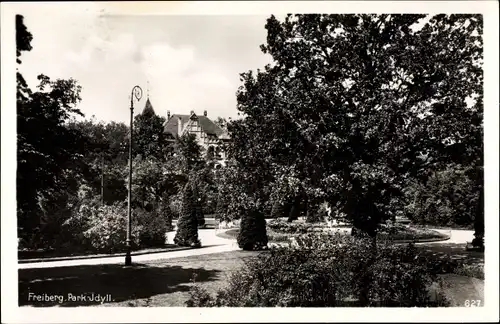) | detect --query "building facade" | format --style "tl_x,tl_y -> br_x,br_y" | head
140,98 -> 230,167
163,108 -> 230,167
